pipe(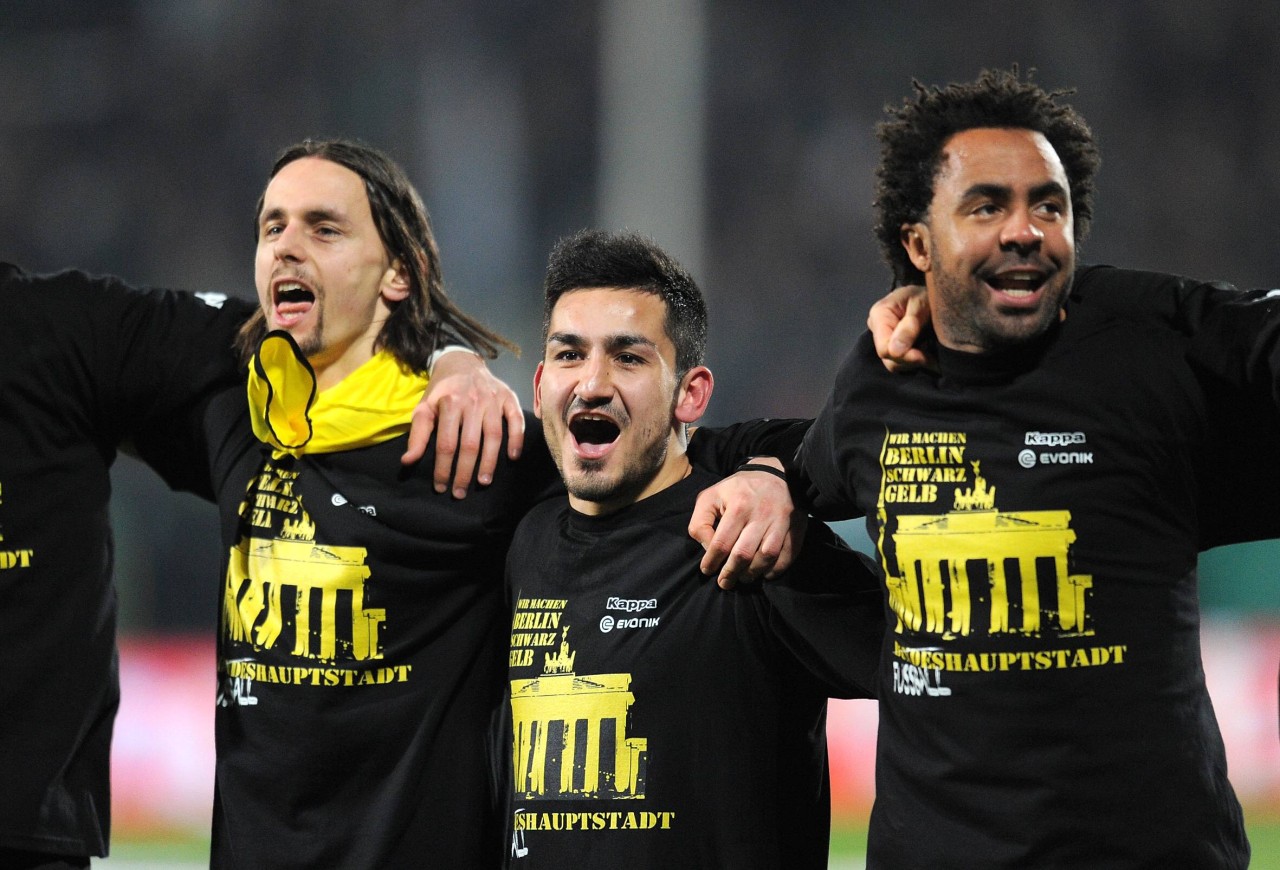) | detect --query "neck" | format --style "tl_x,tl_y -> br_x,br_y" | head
310,344 -> 379,391
569,440 -> 692,517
